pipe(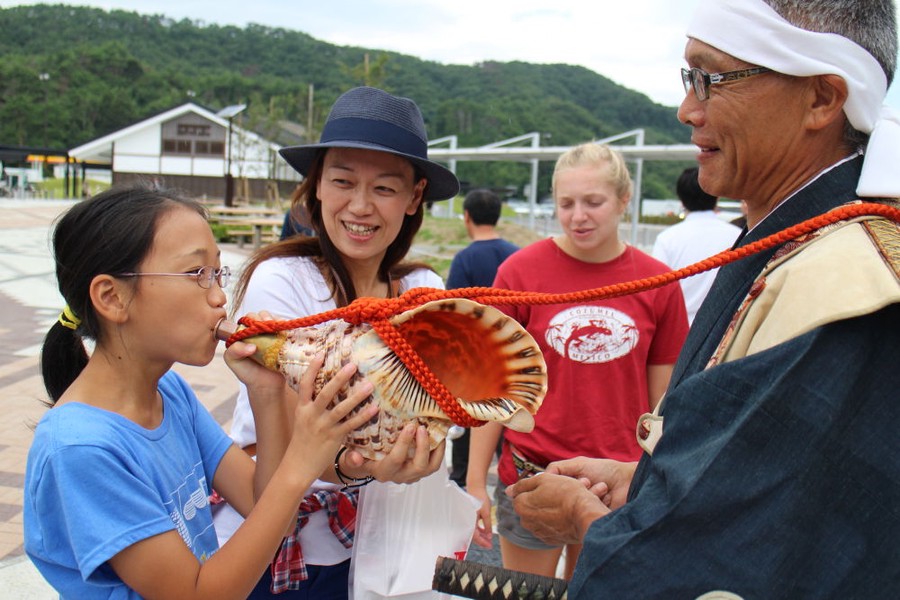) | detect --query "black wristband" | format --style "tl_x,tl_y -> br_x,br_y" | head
334,447 -> 375,489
